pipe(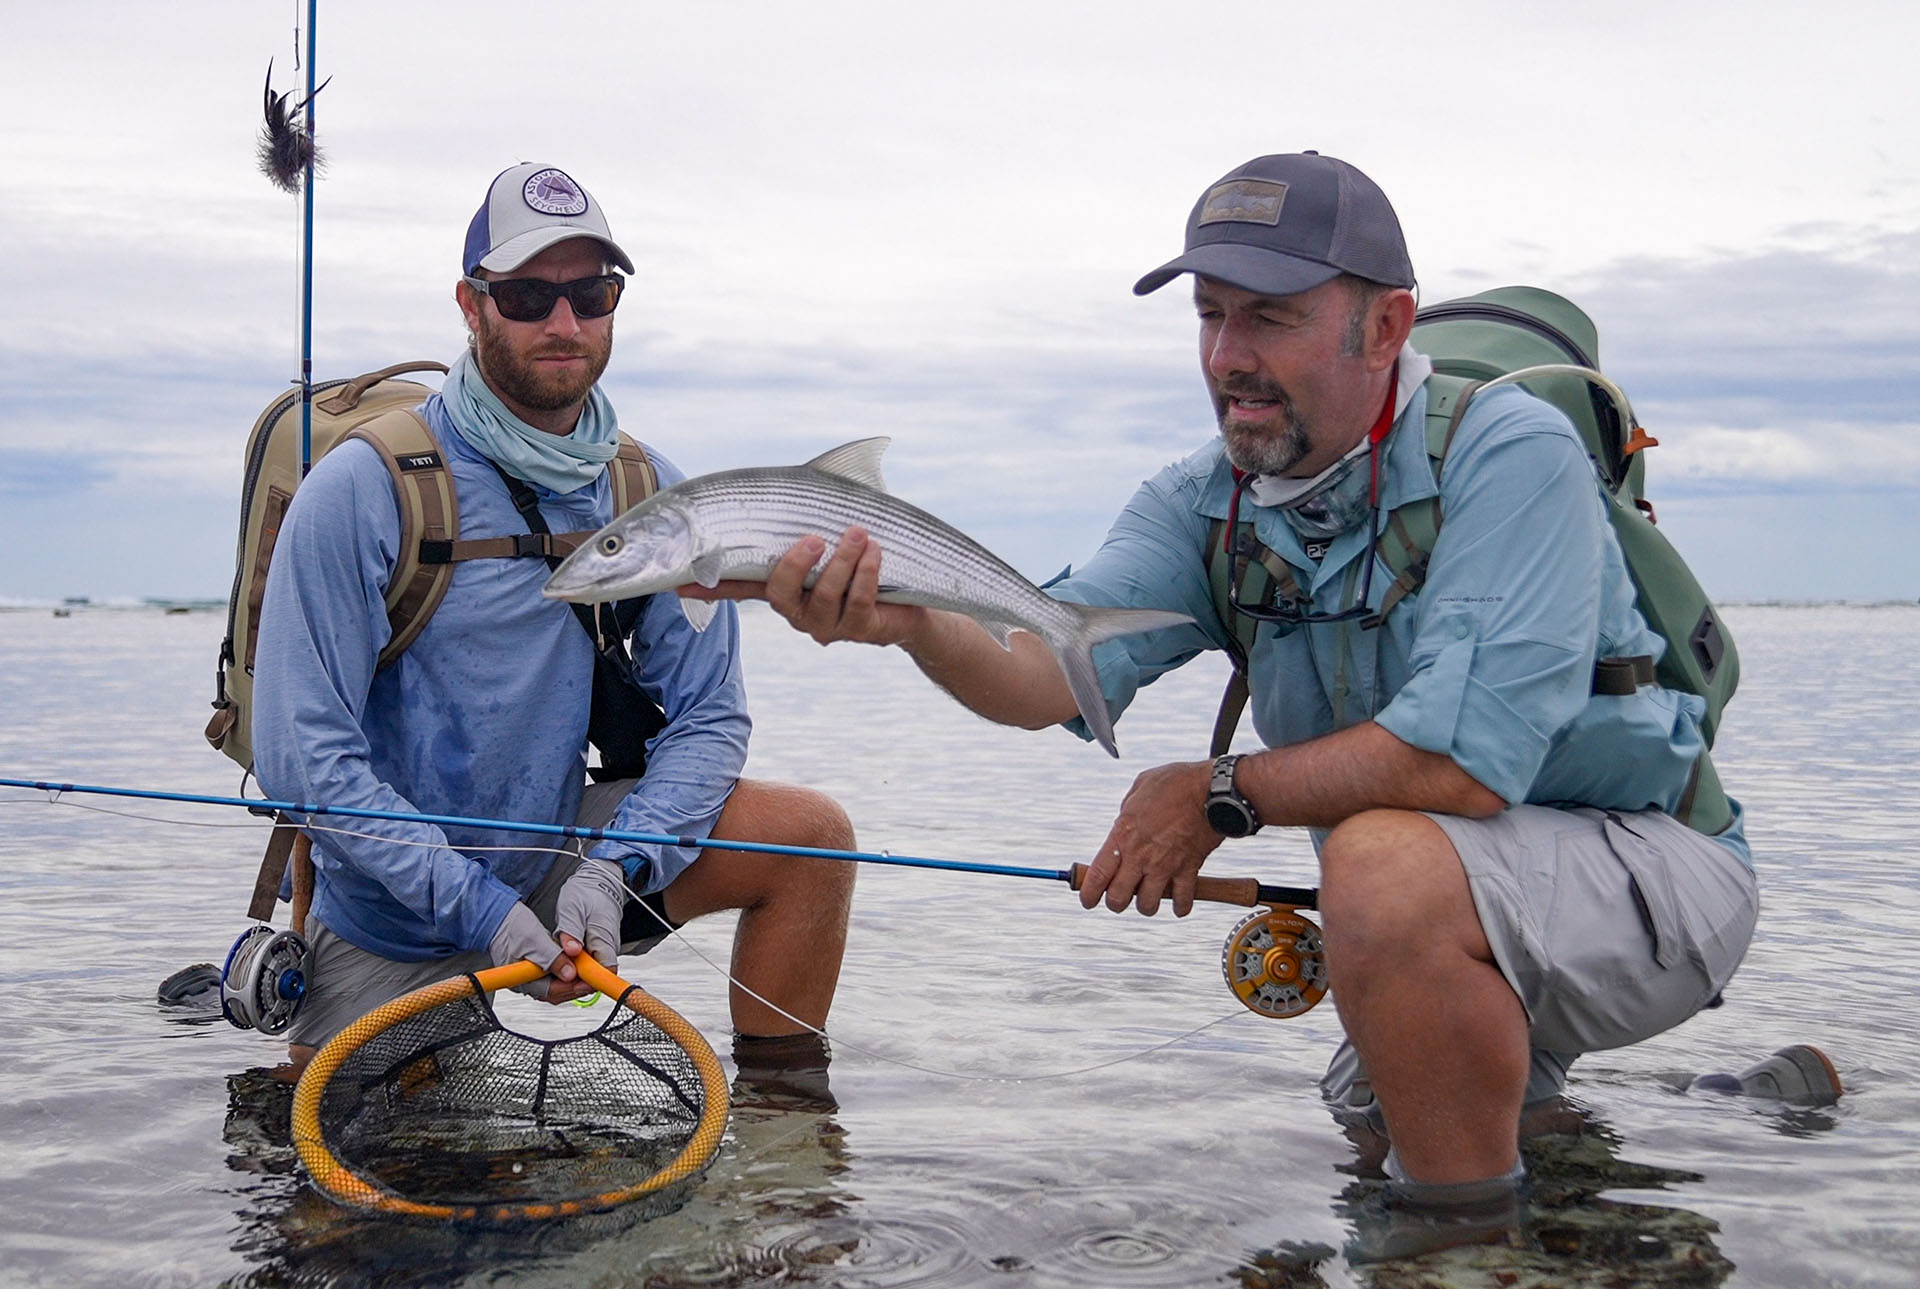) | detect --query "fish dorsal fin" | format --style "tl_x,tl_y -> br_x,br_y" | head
804,437 -> 890,492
